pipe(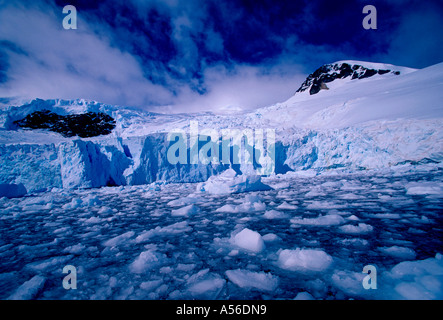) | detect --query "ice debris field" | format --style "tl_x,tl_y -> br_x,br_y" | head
1,167 -> 442,300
